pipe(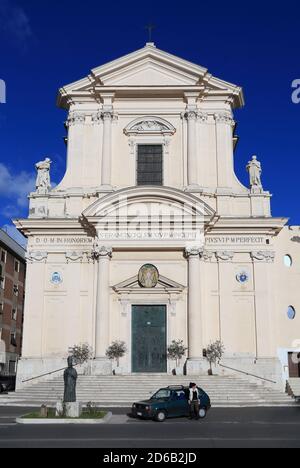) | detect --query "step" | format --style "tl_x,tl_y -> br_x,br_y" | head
5,374 -> 293,408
